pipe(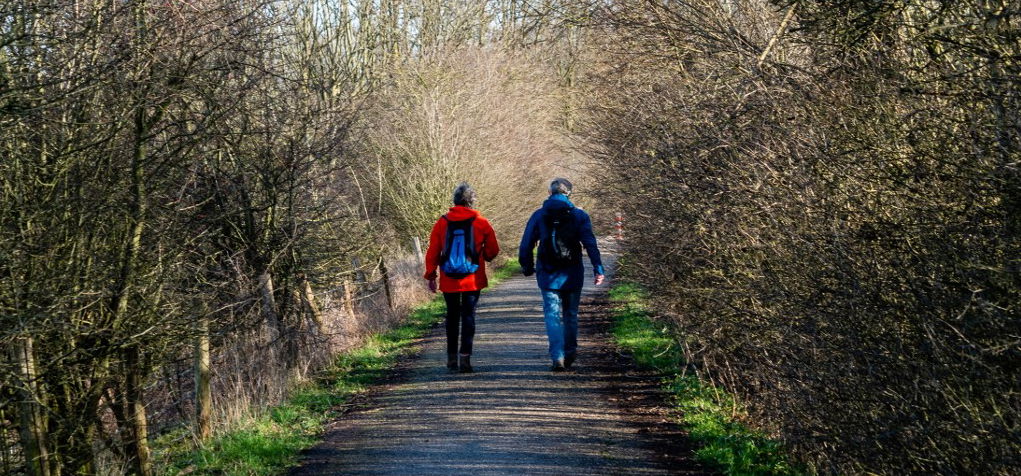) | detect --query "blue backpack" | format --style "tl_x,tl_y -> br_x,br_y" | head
440,216 -> 479,278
